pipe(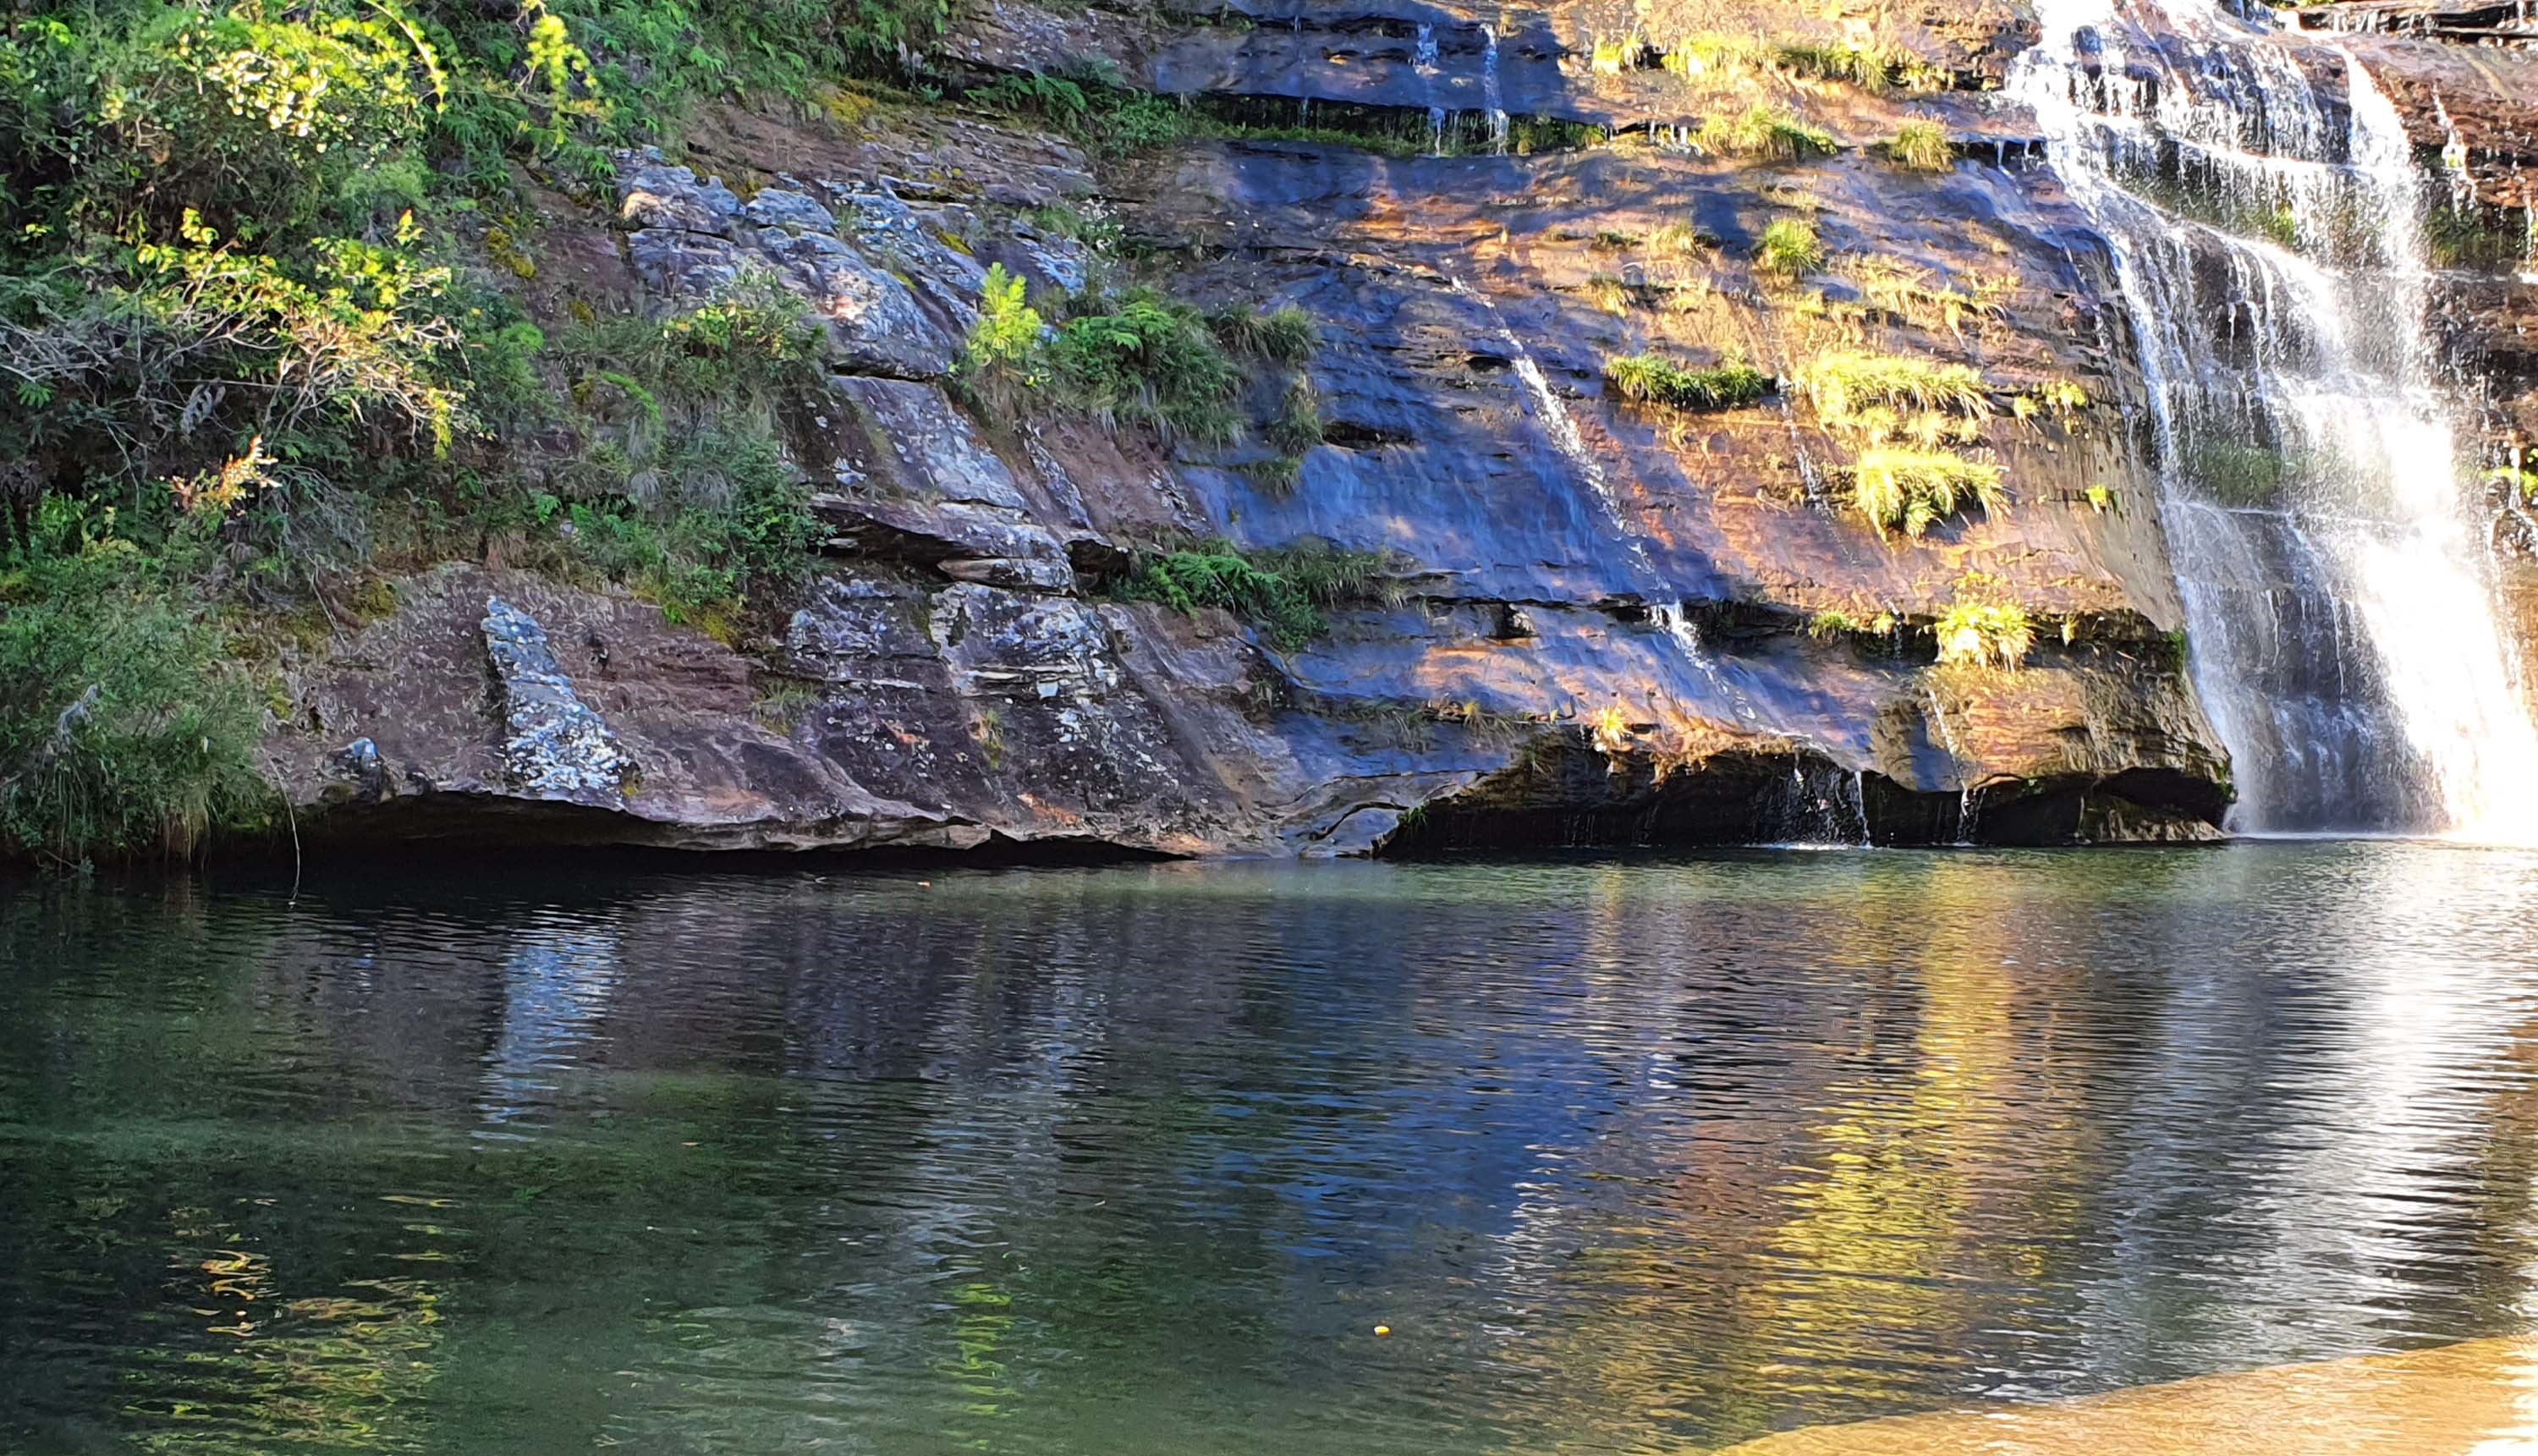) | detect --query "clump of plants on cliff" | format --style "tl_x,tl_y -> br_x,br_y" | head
1116,538 -> 1404,651
1698,105 -> 1836,163
1850,448 -> 2008,539
1658,32 -> 1949,95
1931,575 -> 2035,670
1796,349 -> 1991,424
960,265 -> 1323,452
1790,349 -> 2008,538
1881,120 -> 1953,172
1754,218 -> 1827,280
1603,353 -> 1771,411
